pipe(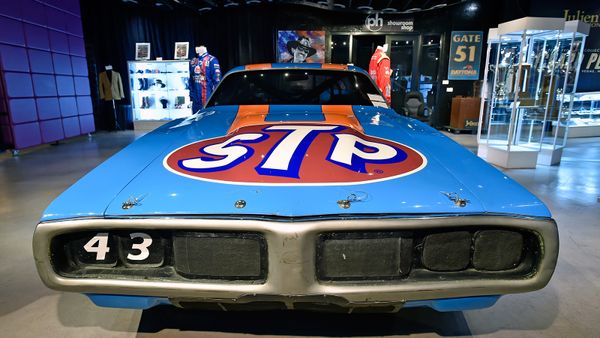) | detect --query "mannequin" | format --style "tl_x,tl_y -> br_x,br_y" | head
98,64 -> 124,130
368,44 -> 391,104
189,45 -> 221,113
